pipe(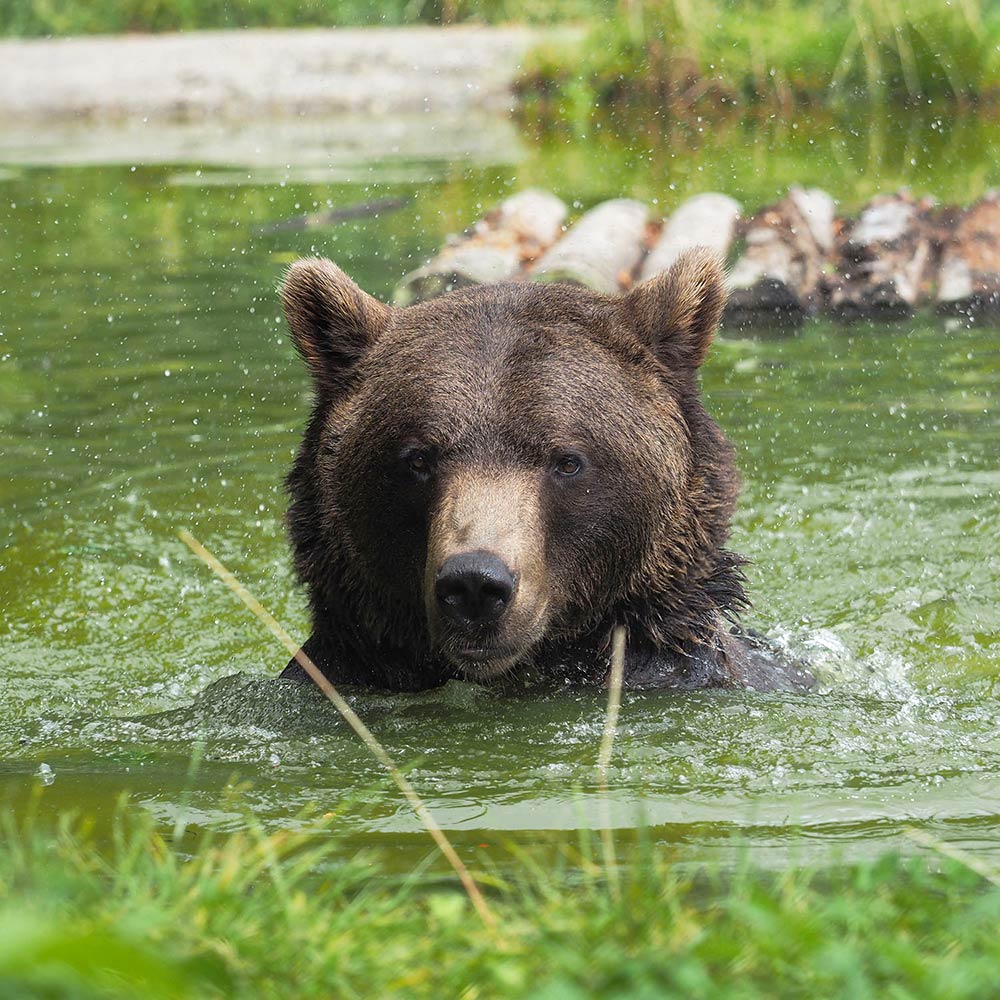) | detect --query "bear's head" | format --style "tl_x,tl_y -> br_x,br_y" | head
282,251 -> 745,683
